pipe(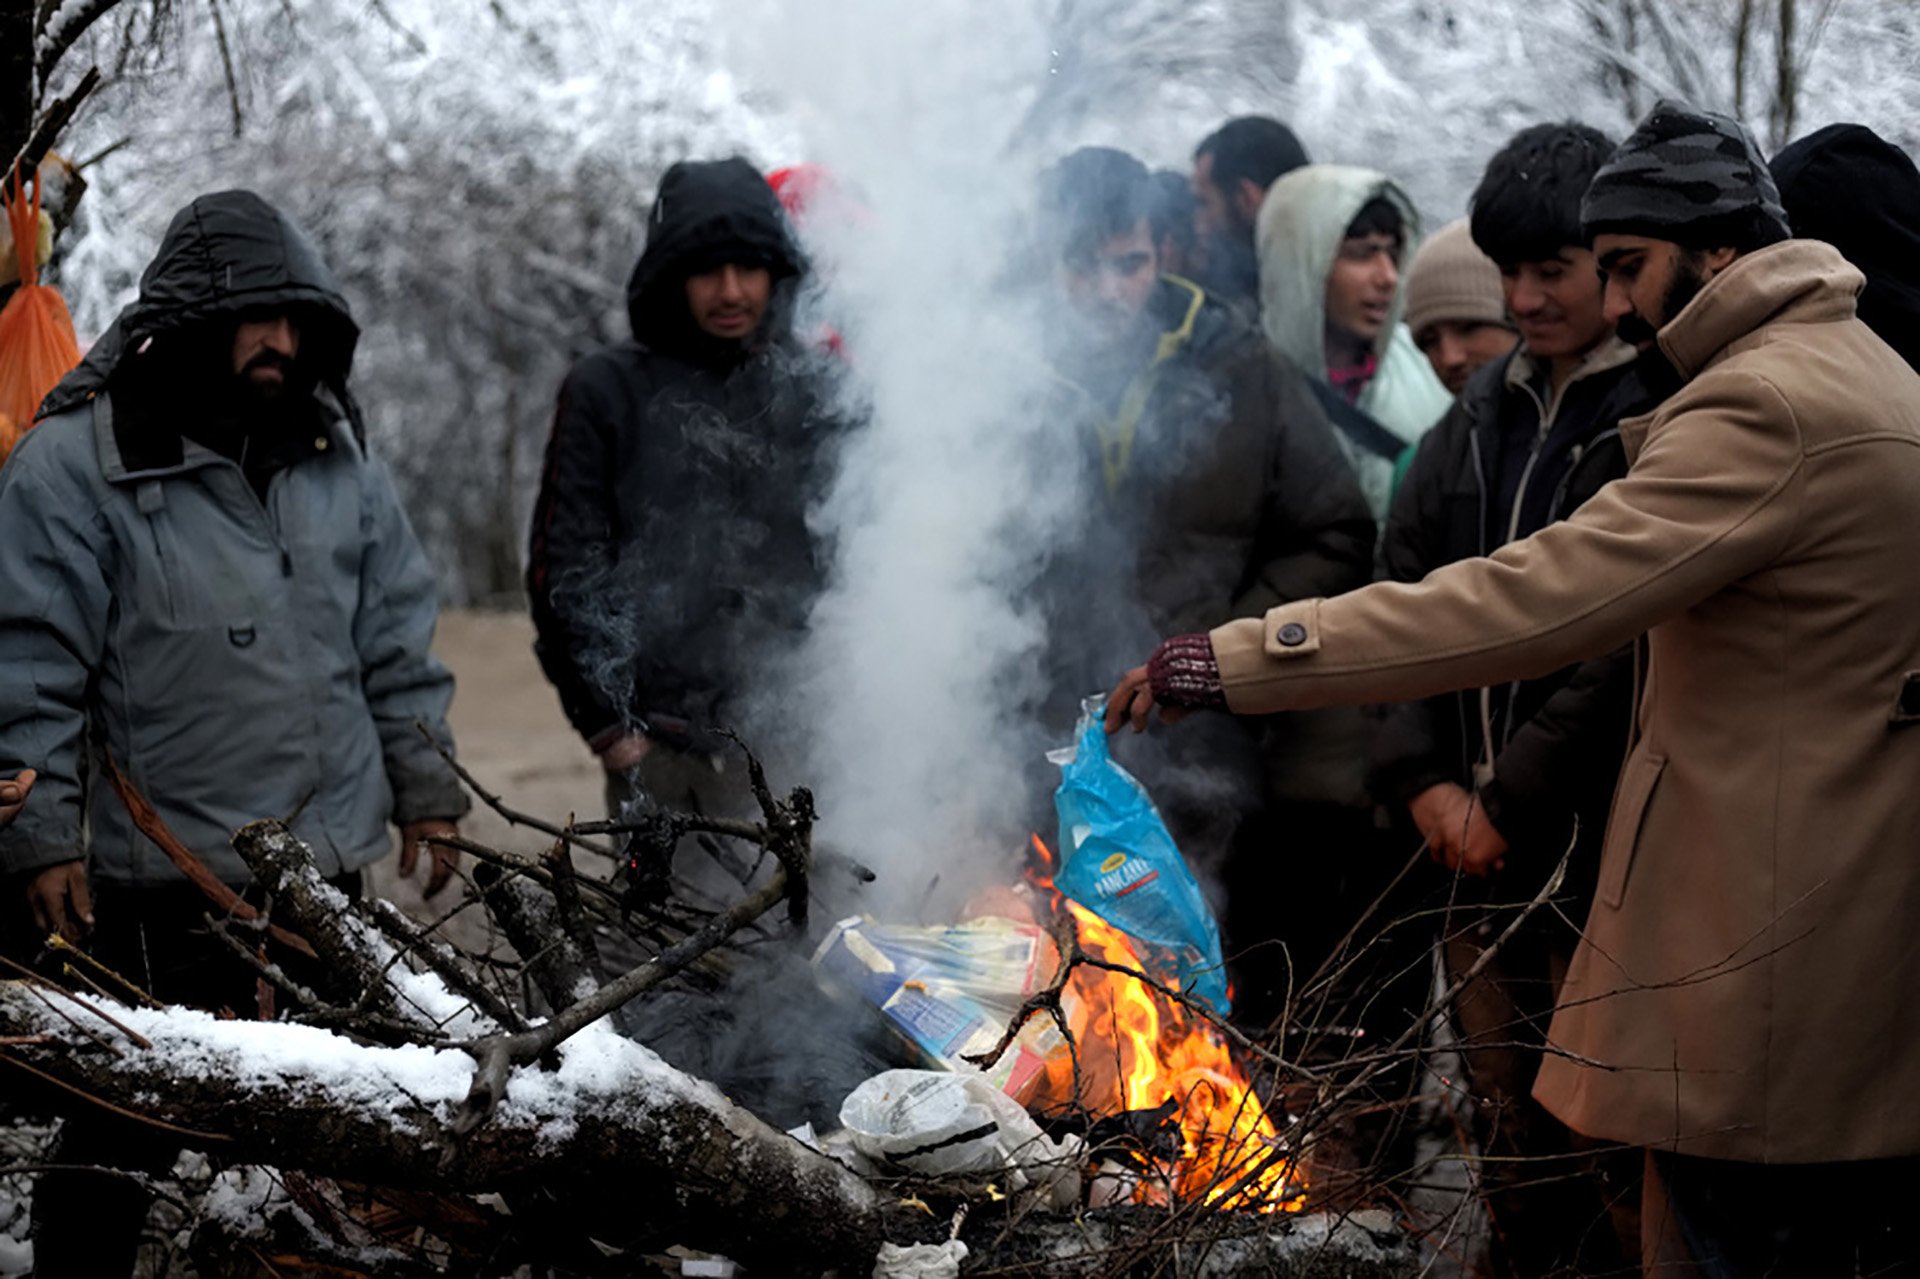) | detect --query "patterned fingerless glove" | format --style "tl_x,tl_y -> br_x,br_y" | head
1146,632 -> 1225,709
